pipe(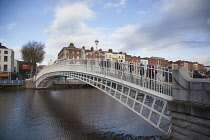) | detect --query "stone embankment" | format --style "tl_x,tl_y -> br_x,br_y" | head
168,67 -> 210,140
